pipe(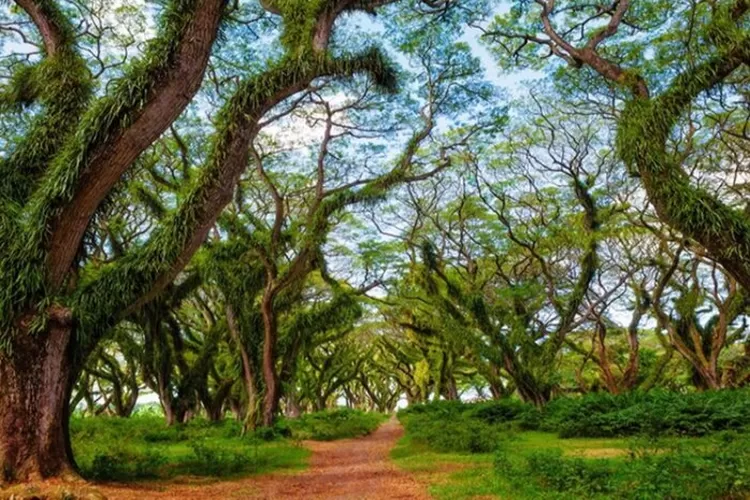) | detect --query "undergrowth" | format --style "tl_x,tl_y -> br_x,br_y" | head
71,407 -> 383,481
278,408 -> 386,441
397,395 -> 750,499
494,432 -> 750,499
400,389 -> 750,447
529,389 -> 750,437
